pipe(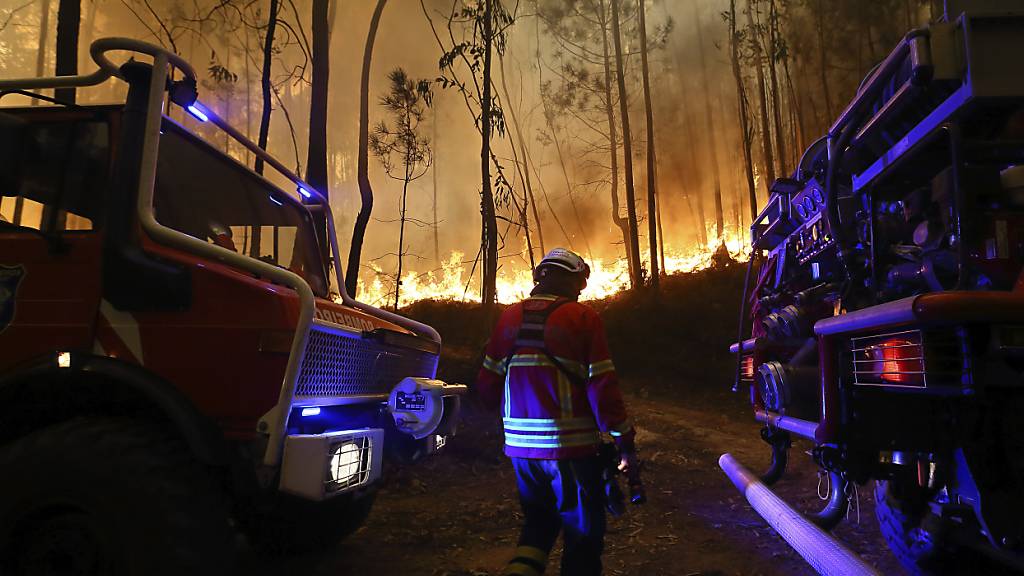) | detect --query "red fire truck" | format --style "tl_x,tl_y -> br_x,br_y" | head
0,38 -> 465,574
723,2 -> 1024,574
